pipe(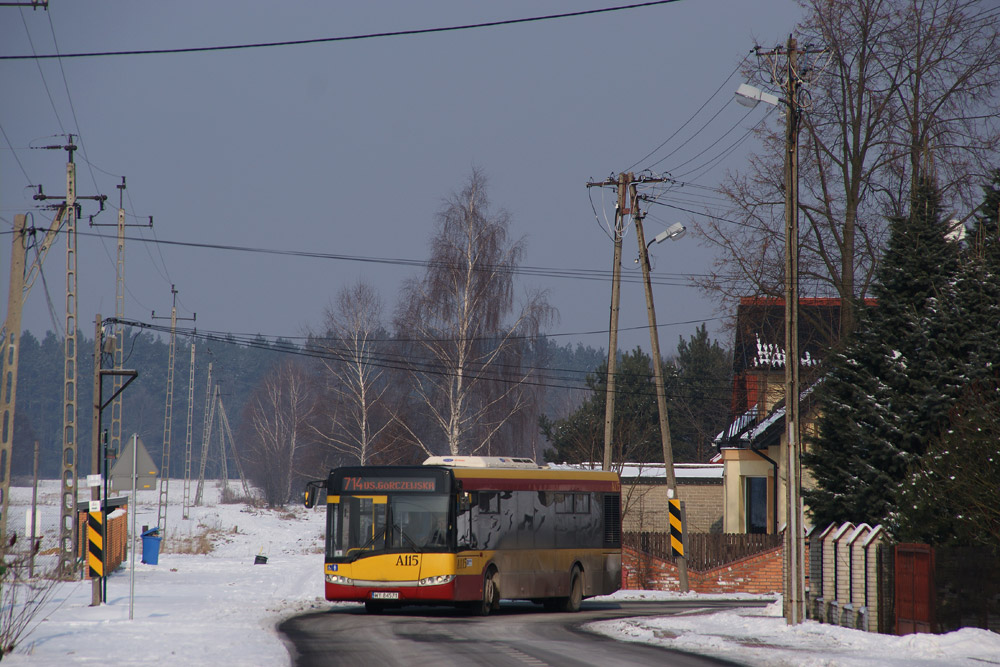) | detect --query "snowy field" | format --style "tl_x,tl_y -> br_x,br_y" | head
2,480 -> 998,666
